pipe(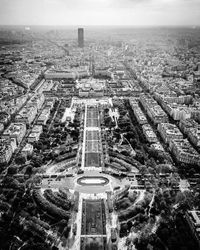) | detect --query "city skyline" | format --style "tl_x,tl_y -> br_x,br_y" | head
0,0 -> 200,26
1,16 -> 200,250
